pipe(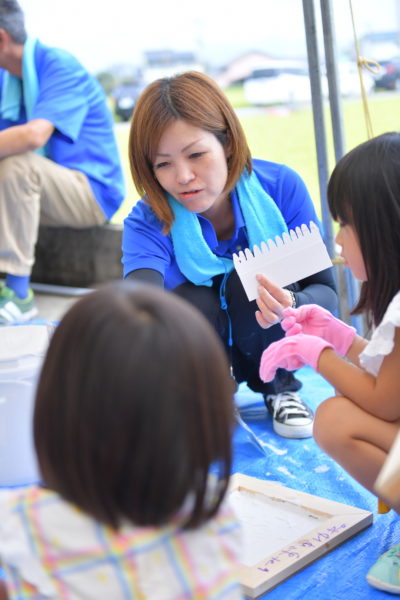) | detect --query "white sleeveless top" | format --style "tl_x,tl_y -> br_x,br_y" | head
359,291 -> 400,377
